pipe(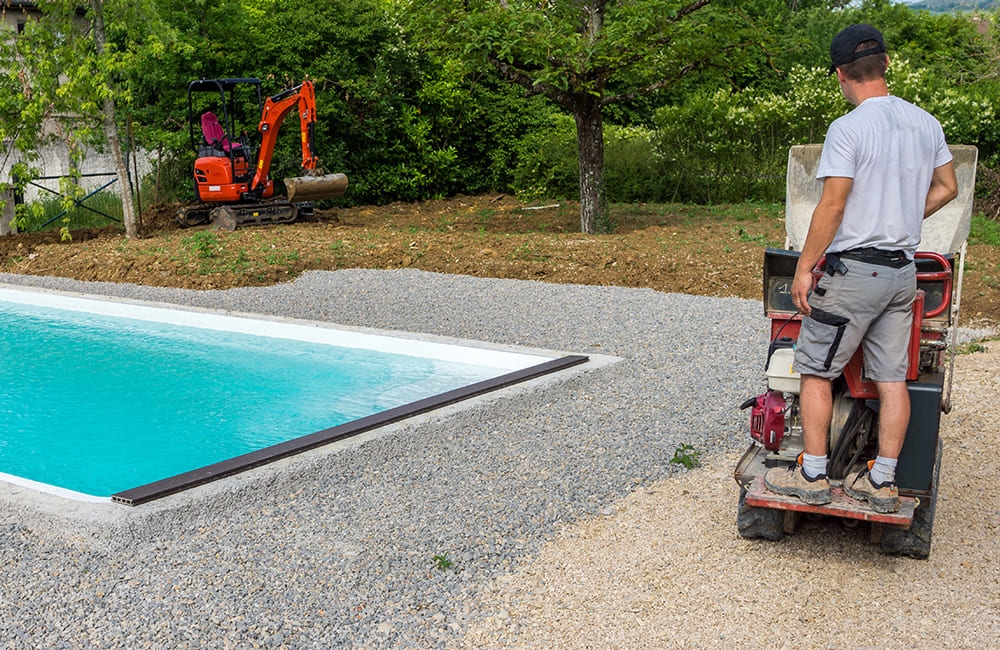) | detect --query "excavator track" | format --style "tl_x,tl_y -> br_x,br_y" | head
176,200 -> 314,230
